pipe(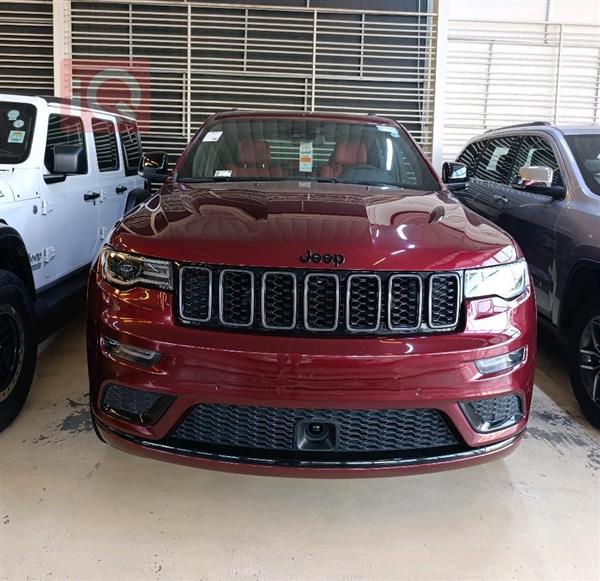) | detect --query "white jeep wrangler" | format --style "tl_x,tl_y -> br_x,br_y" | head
0,94 -> 152,430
